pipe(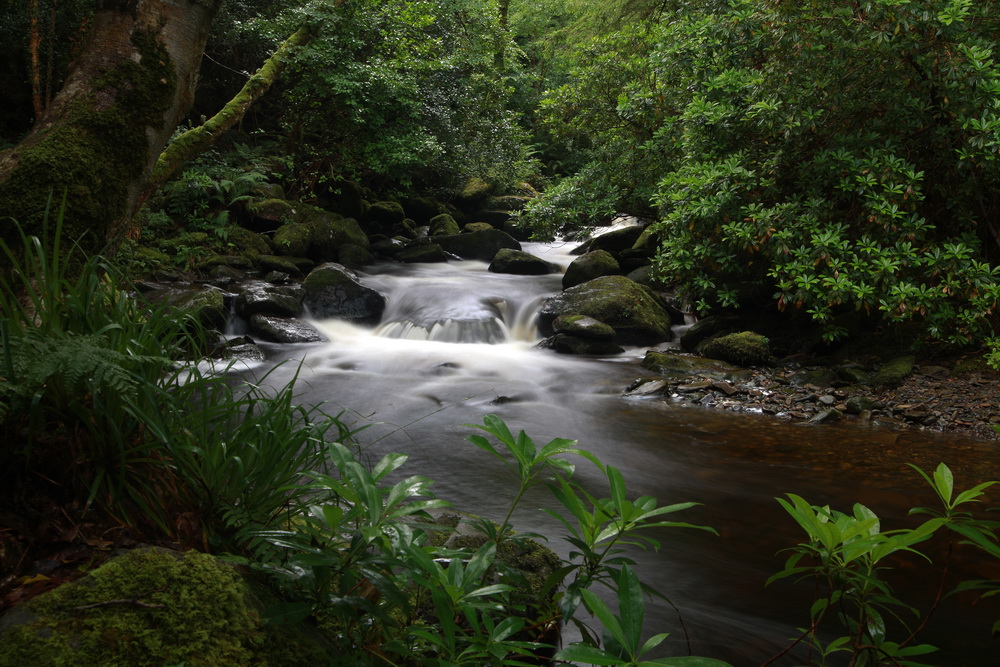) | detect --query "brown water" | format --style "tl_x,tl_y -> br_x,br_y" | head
240,244 -> 1000,665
